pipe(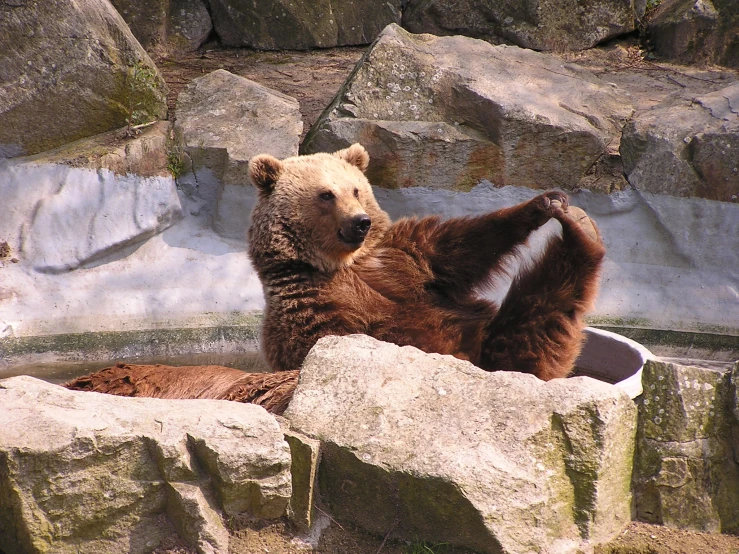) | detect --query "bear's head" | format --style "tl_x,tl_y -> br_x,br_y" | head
248,144 -> 392,274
